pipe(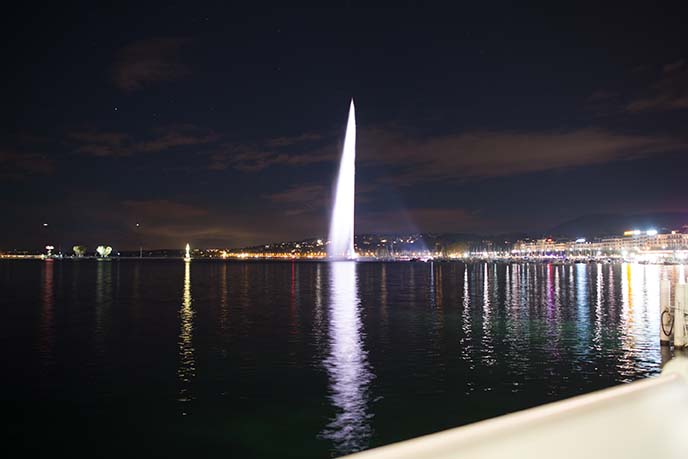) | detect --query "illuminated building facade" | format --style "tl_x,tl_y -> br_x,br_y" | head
512,230 -> 688,261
